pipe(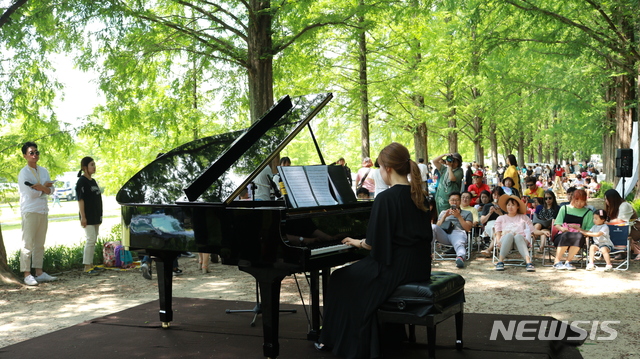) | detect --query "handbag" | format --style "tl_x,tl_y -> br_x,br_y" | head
443,221 -> 455,234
